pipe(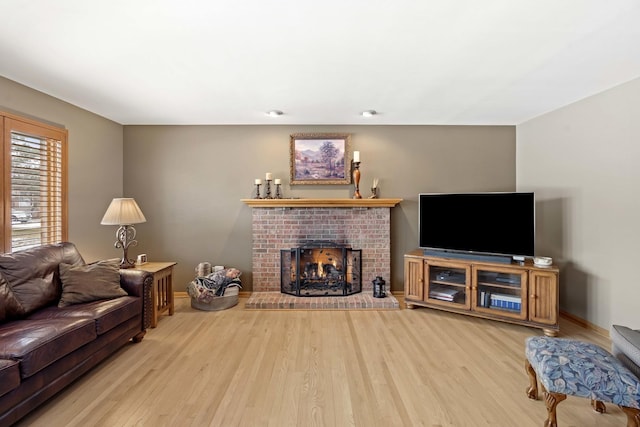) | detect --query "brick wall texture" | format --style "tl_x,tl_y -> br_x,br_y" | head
252,207 -> 391,292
